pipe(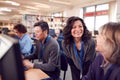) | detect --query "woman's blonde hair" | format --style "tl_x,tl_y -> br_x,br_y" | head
100,22 -> 120,65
